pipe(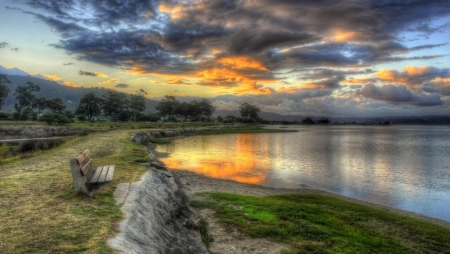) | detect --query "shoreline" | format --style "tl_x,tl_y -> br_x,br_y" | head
135,129 -> 450,230
170,168 -> 450,230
